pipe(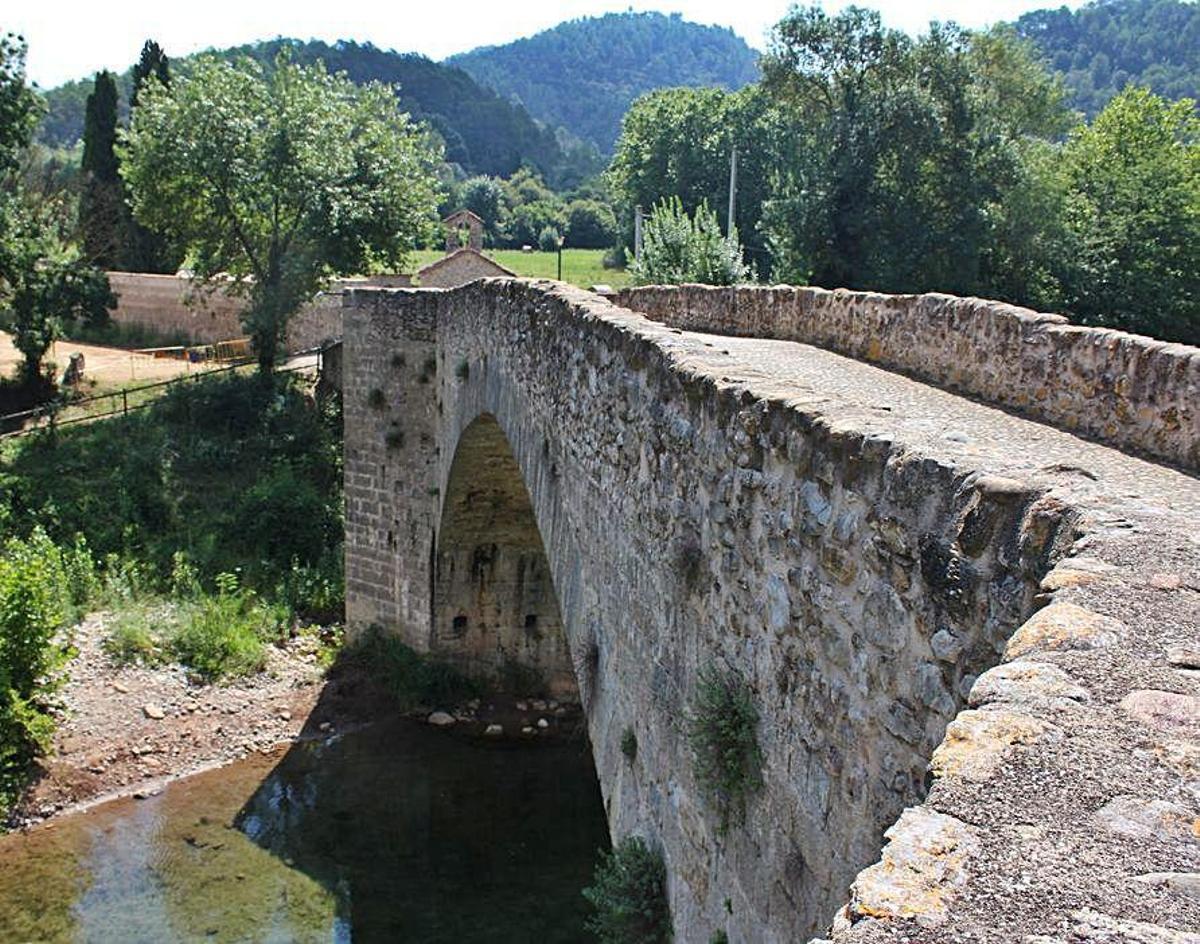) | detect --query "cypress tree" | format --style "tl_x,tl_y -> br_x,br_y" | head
79,70 -> 122,267
131,40 -> 170,107
124,40 -> 178,272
